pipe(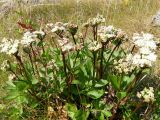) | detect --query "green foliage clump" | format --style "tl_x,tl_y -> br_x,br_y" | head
0,14 -> 160,120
